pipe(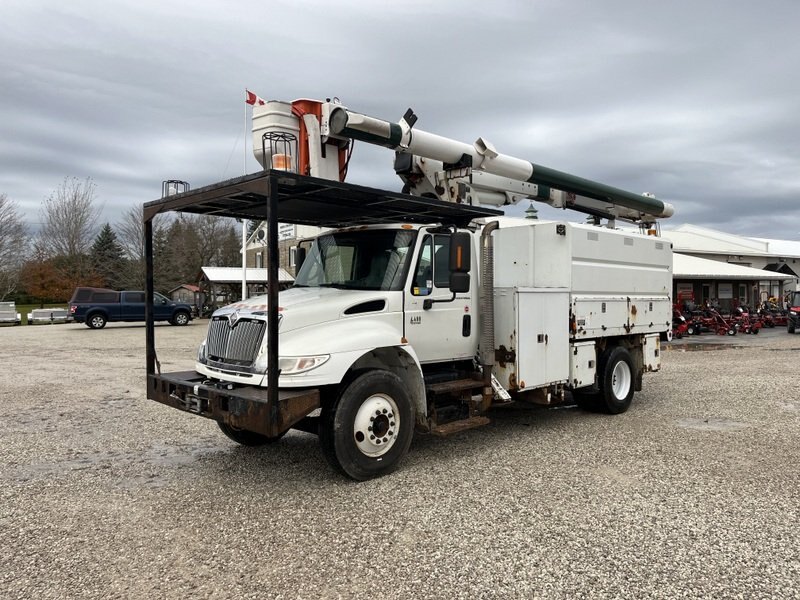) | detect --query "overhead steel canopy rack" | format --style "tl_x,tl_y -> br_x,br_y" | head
143,169 -> 501,227
144,170 -> 502,414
